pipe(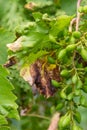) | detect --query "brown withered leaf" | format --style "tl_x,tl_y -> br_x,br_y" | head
20,59 -> 61,98
20,65 -> 35,86
7,37 -> 22,52
3,56 -> 17,68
